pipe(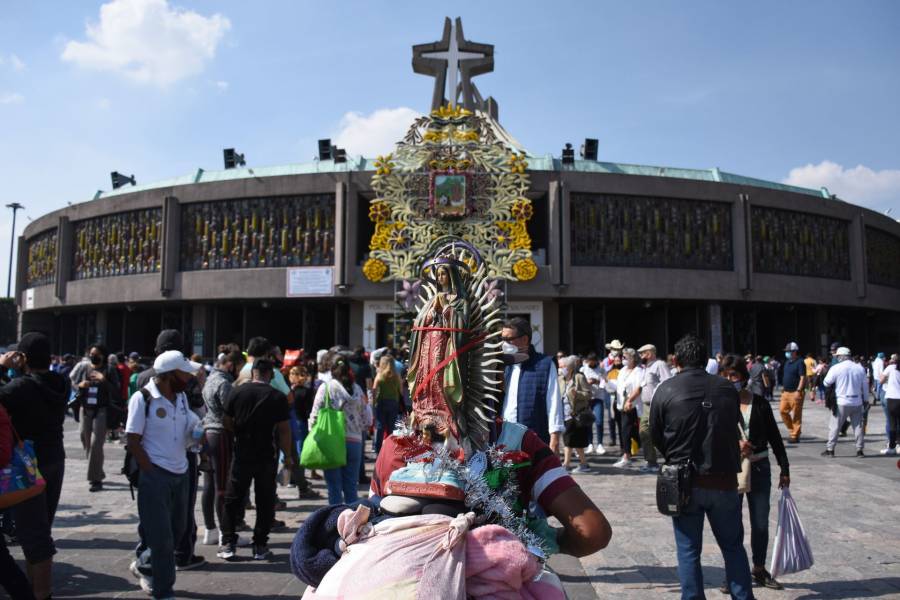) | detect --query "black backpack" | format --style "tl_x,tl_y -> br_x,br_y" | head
121,388 -> 152,499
